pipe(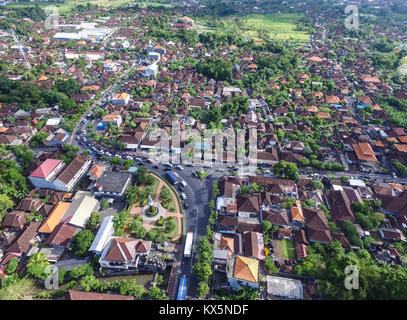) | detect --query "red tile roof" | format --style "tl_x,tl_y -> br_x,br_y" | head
29,159 -> 62,178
